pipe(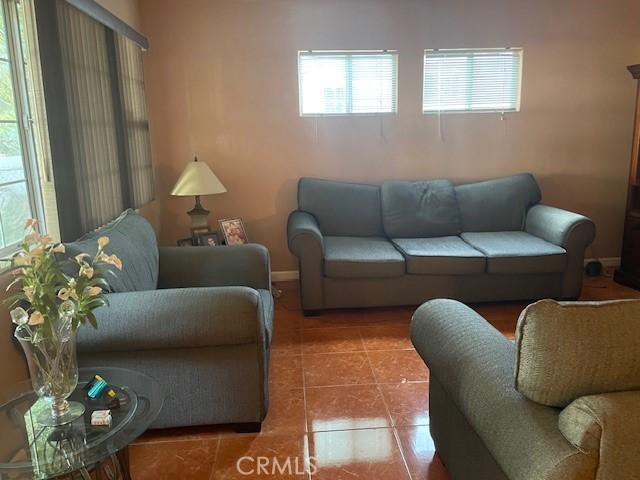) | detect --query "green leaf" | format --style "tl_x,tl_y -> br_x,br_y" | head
86,311 -> 98,329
